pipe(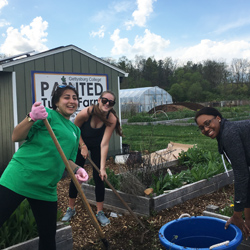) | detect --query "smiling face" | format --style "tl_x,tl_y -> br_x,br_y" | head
98,92 -> 115,113
196,114 -> 221,139
56,89 -> 78,119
